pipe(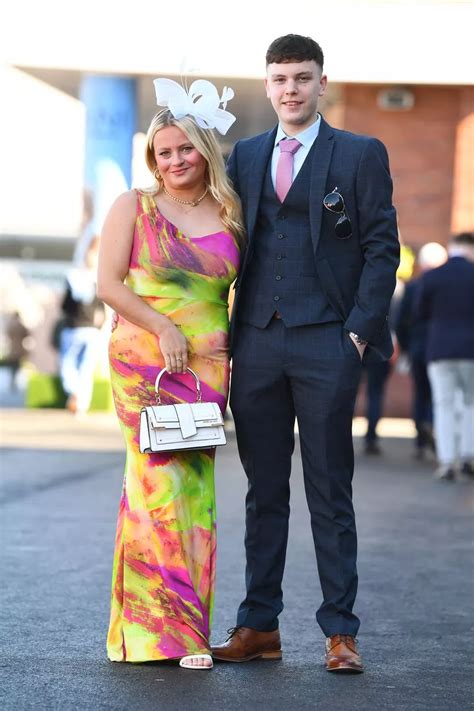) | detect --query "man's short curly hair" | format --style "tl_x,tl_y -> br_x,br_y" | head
266,34 -> 324,69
